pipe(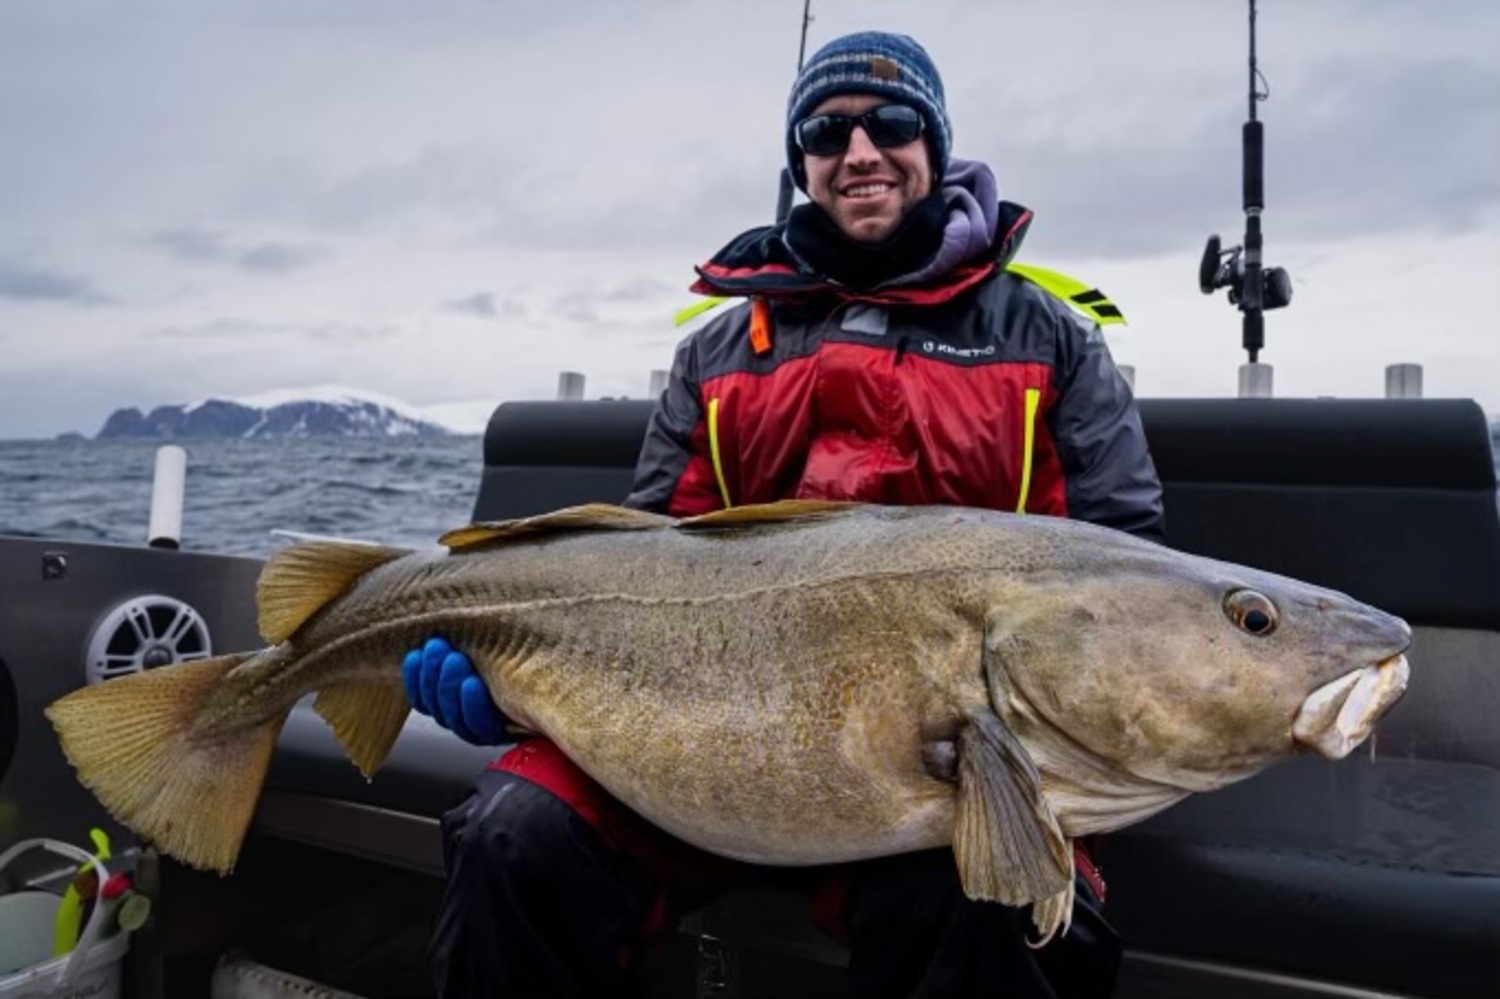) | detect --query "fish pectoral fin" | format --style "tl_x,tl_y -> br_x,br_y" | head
440,504 -> 674,551
676,499 -> 861,530
1028,877 -> 1076,948
314,679 -> 411,777
953,710 -> 1072,910
257,540 -> 410,644
44,652 -> 278,875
